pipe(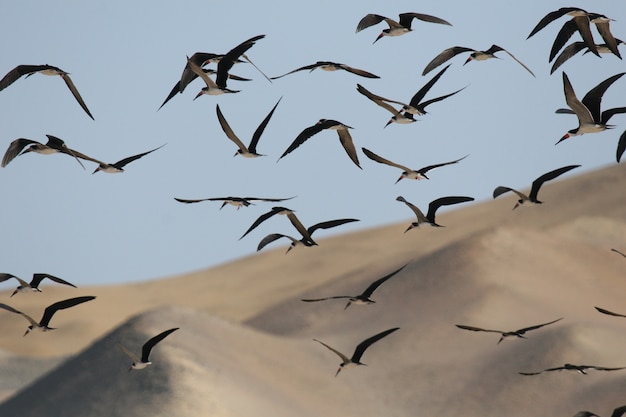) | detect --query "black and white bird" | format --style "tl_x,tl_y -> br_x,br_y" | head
1,135 -> 101,169
118,327 -> 179,371
550,39 -> 624,74
356,12 -> 451,43
239,206 -> 307,241
0,64 -> 94,119
257,218 -> 359,253
422,45 -> 535,77
314,327 -> 399,376
0,273 -> 77,297
92,144 -> 166,174
271,61 -> 379,80
278,119 -> 361,169
396,195 -> 474,231
0,296 -> 95,336
519,363 -> 626,376
301,263 -> 407,308
216,98 -> 281,157
174,196 -> 295,210
455,318 -> 563,344
493,165 -> 581,209
362,147 -> 467,183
